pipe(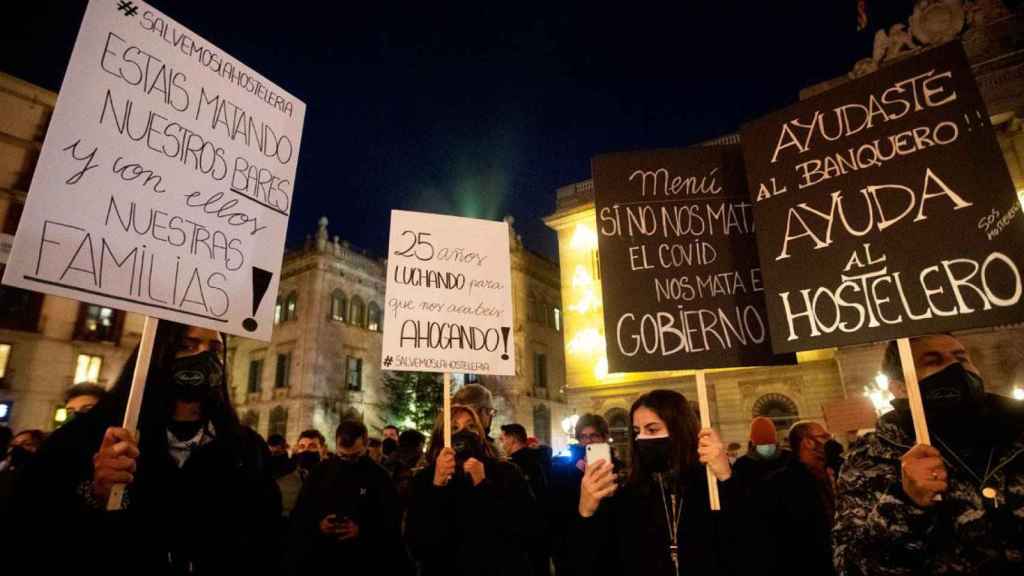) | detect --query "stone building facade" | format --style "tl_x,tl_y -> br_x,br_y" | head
0,72 -> 146,432
544,3 -> 1024,457
226,216 -> 570,447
